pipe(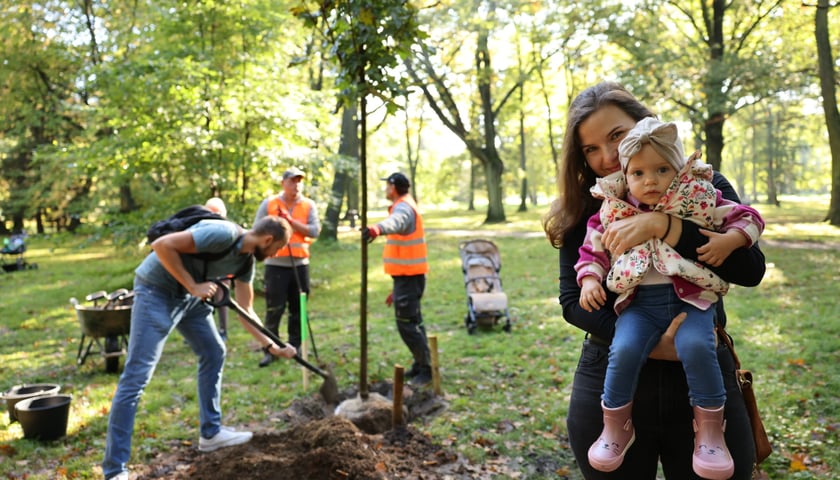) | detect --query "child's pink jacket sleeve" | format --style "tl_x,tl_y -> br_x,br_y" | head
713,191 -> 765,246
575,211 -> 610,286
